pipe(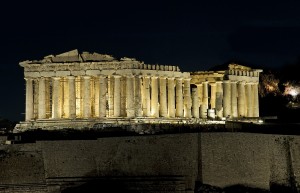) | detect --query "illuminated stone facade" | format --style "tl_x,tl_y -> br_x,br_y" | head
15,50 -> 262,130
190,64 -> 262,119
